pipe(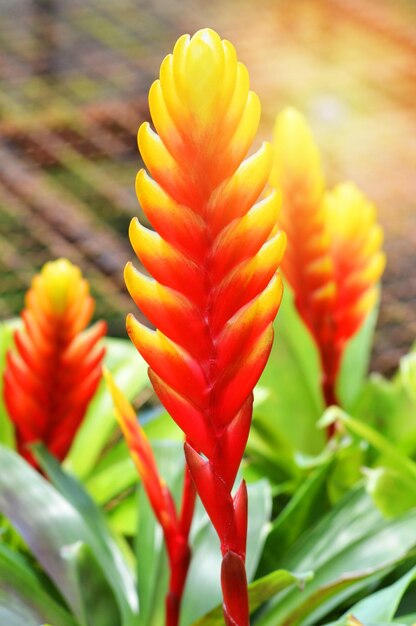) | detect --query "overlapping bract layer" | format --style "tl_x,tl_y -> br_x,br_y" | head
271,108 -> 385,402
4,259 -> 106,465
127,28 -> 285,625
